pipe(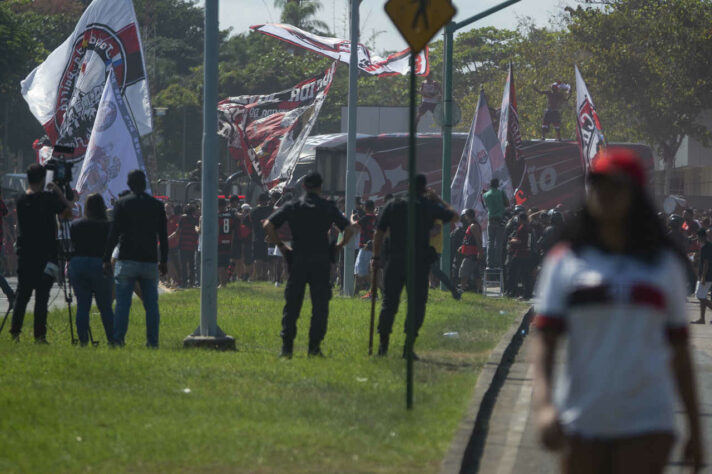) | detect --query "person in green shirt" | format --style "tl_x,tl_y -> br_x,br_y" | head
482,178 -> 510,268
